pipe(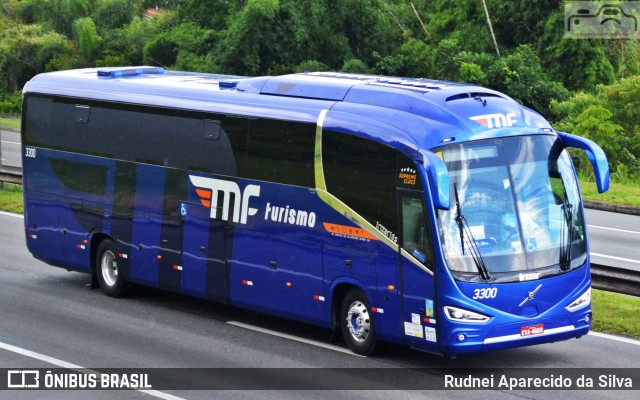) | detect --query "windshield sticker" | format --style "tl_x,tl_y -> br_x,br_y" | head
474,238 -> 496,254
468,225 -> 485,240
404,322 -> 424,338
503,178 -> 510,189
424,326 -> 437,342
399,167 -> 417,186
525,238 -> 538,252
425,299 -> 434,318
